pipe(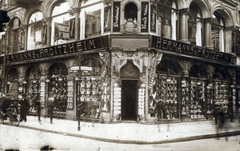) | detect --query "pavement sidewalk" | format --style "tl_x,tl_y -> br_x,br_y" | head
12,115 -> 240,144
